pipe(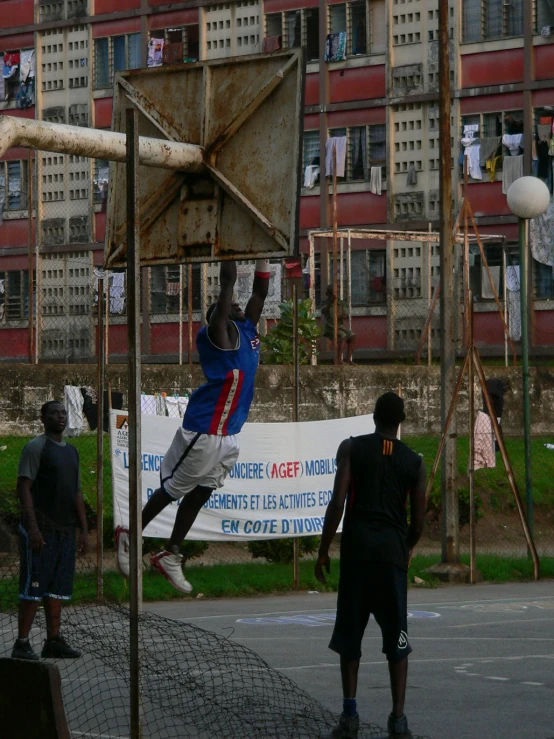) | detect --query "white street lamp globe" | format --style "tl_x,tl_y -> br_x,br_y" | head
507,176 -> 550,220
